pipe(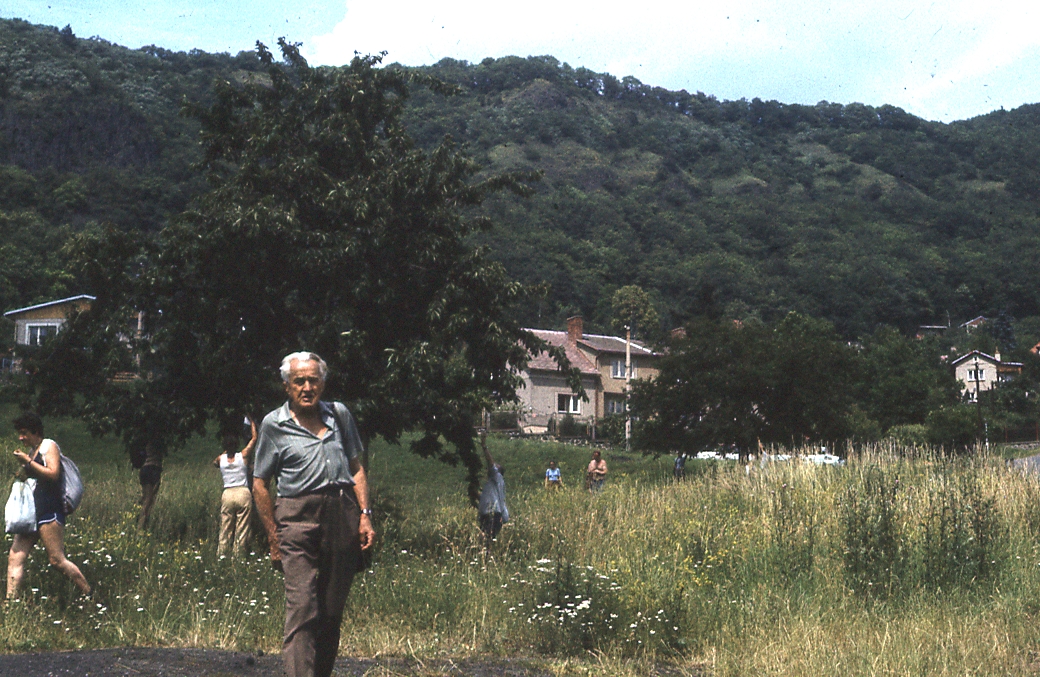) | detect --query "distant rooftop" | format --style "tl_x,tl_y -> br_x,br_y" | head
4,295 -> 95,318
523,326 -> 659,374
